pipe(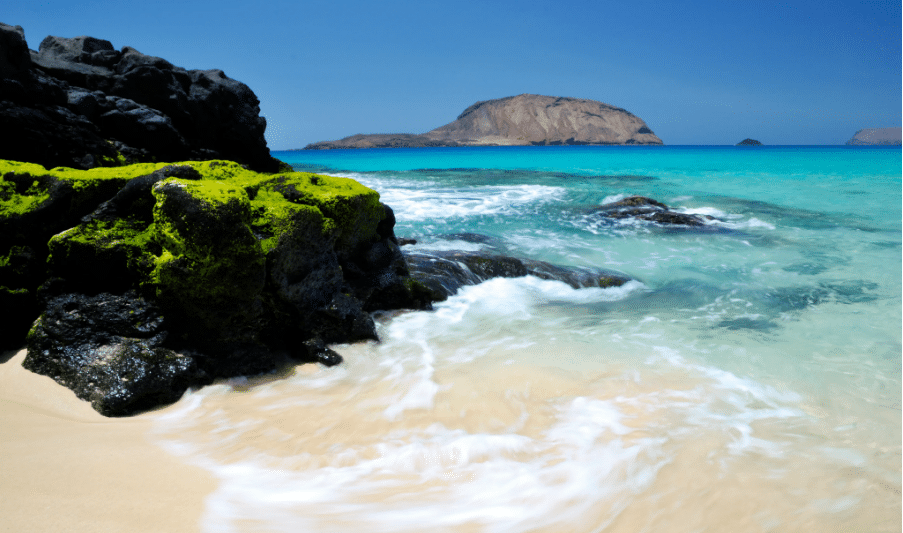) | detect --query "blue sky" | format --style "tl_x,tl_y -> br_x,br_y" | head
7,0 -> 901,148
